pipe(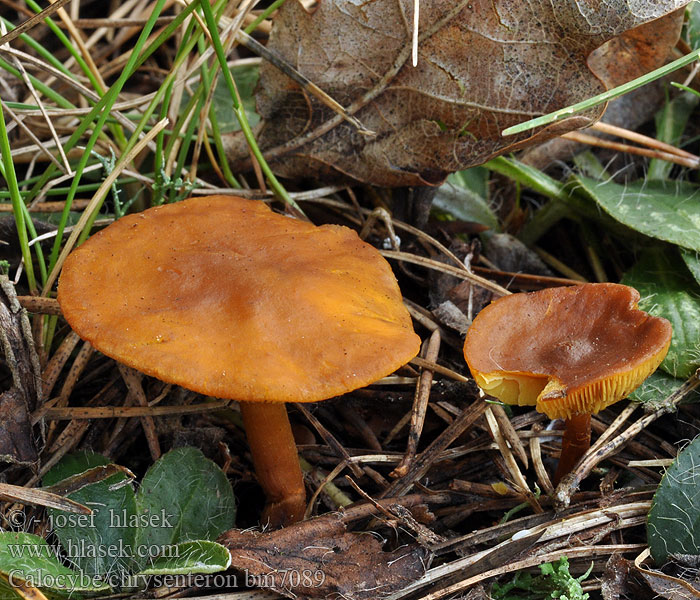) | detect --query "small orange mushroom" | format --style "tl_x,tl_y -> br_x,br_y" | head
463,283 -> 672,485
57,195 -> 420,526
